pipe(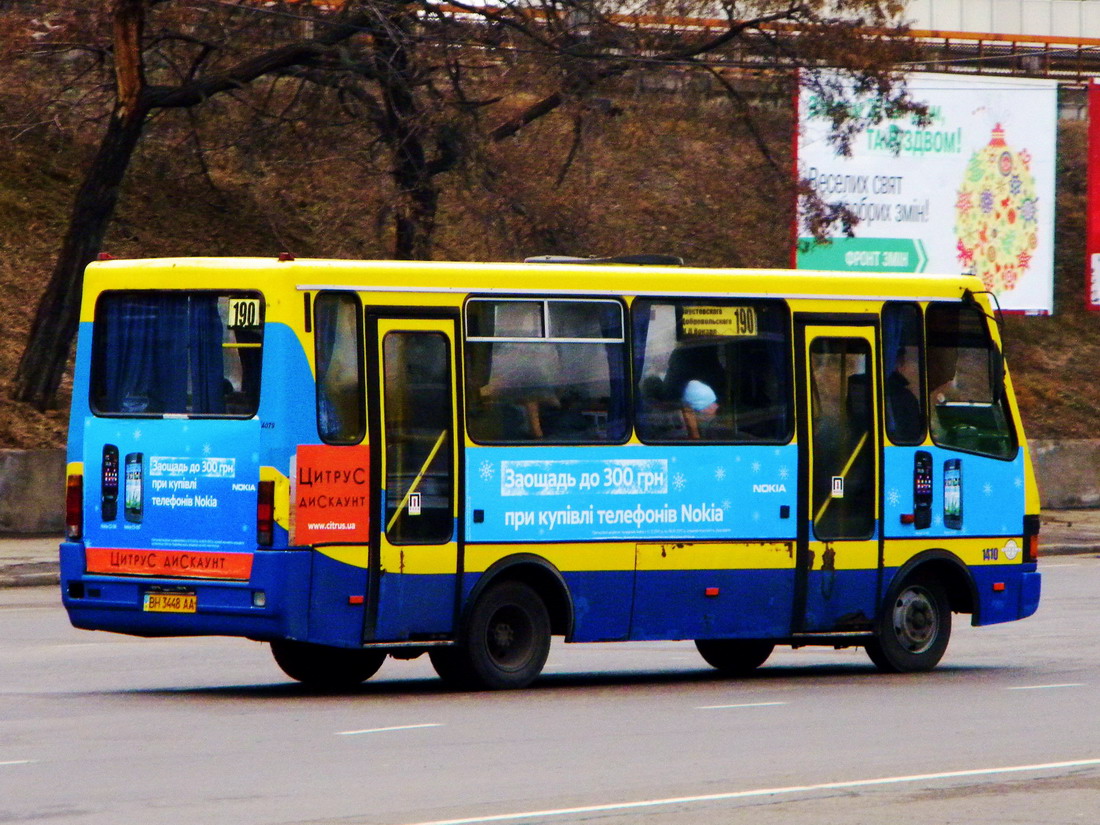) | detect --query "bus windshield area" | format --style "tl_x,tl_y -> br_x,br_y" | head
90,291 -> 263,417
926,303 -> 1015,459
